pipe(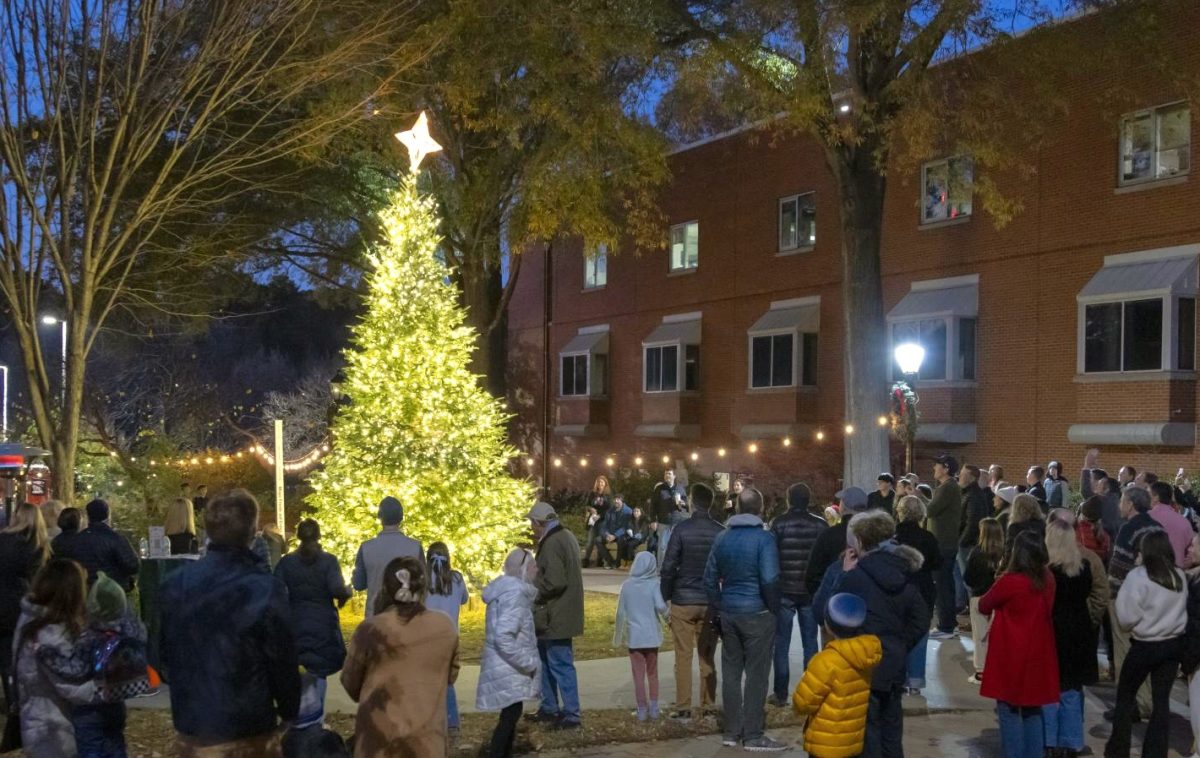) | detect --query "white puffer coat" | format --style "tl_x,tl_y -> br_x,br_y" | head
475,575 -> 541,712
